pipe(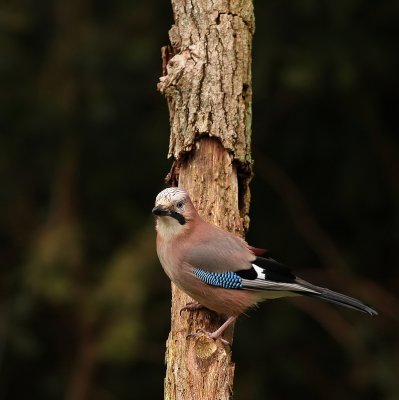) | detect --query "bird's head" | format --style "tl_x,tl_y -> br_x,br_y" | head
152,188 -> 197,236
